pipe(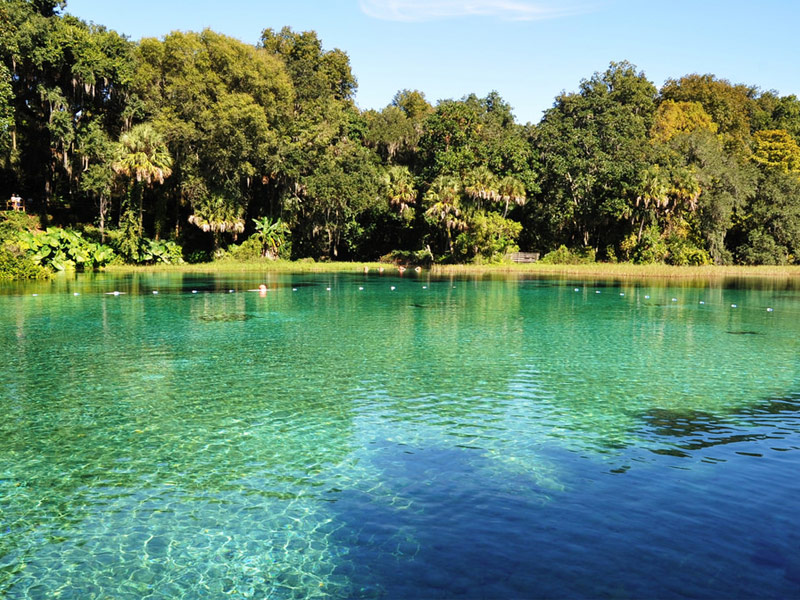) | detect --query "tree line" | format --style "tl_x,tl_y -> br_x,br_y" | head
2,0 -> 799,267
